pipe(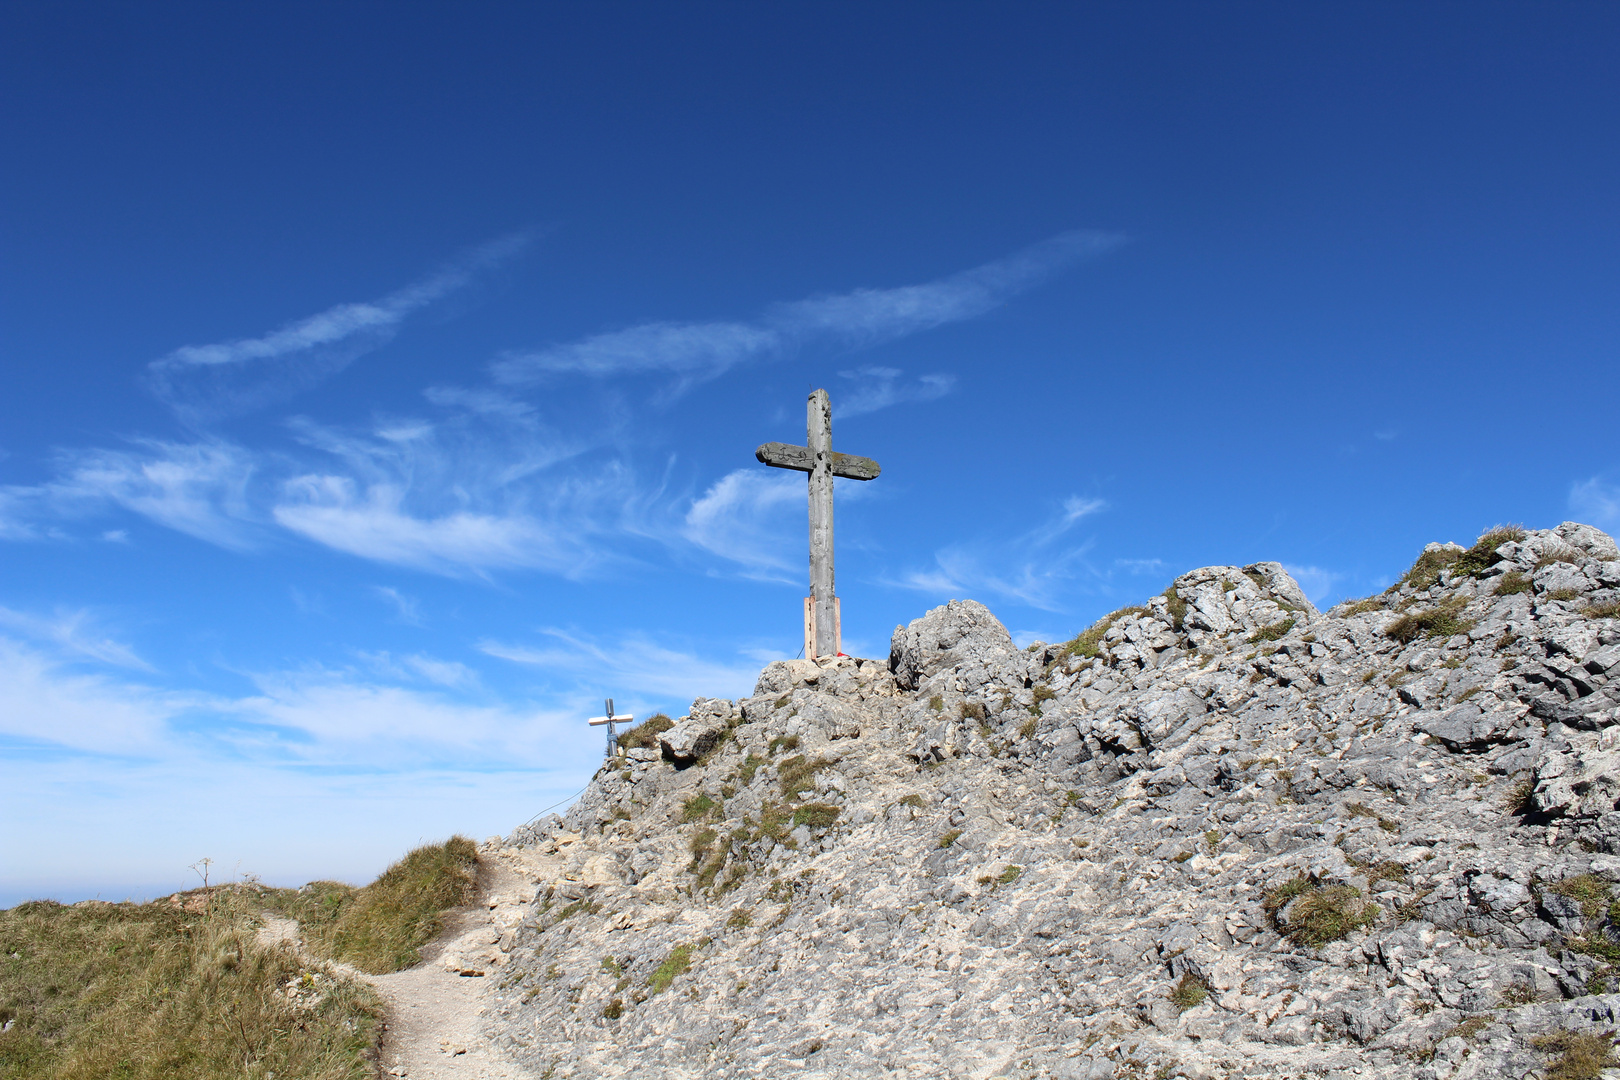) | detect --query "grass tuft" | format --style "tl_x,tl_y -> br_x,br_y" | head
618,714 -> 675,750
1531,1030 -> 1620,1080
266,837 -> 480,974
1168,972 -> 1209,1012
1263,874 -> 1376,946
1496,570 -> 1532,595
1247,618 -> 1296,644
1063,606 -> 1147,659
647,943 -> 694,995
1384,597 -> 1475,644
1585,600 -> 1620,621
